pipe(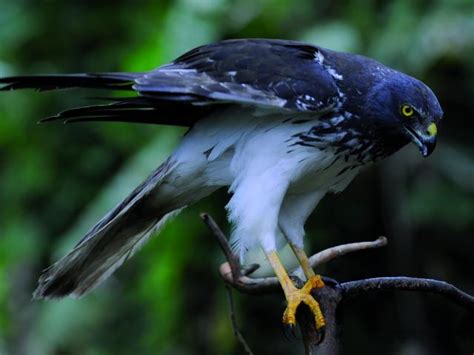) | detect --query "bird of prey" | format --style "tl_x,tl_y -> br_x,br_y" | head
0,39 -> 443,332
